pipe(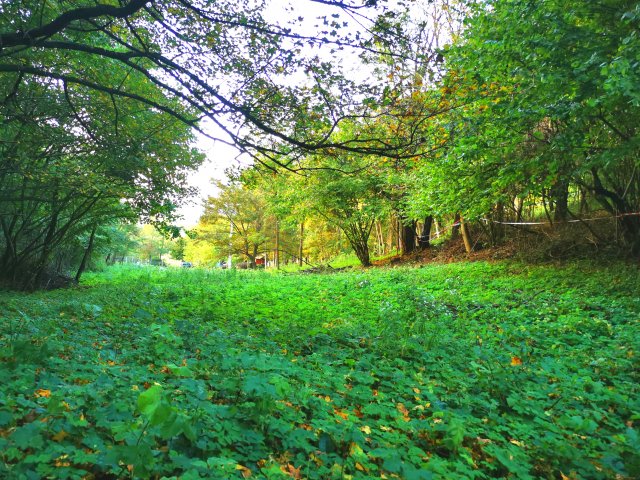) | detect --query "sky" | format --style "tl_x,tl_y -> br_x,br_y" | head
174,0 -> 376,228
175,122 -> 248,228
